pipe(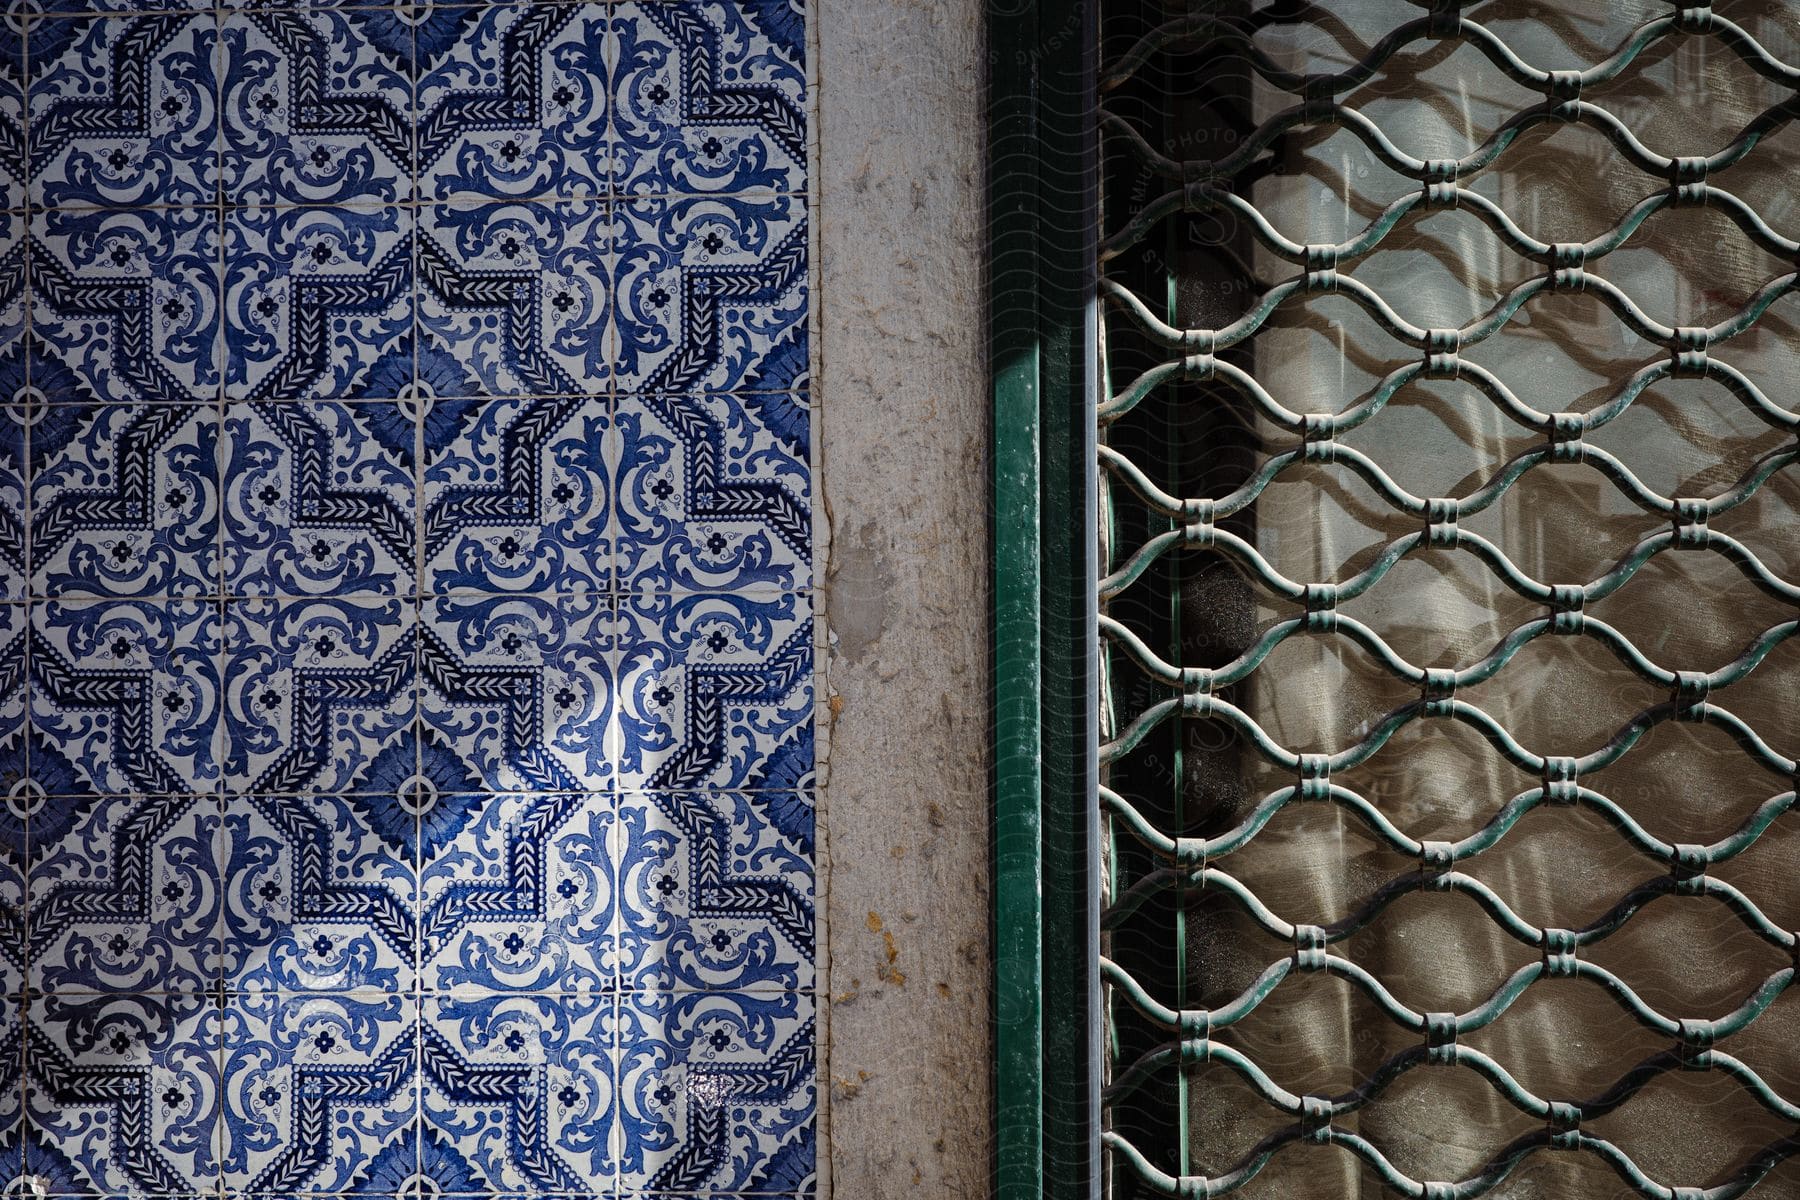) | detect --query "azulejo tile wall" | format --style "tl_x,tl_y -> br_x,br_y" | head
0,1 -> 816,1196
